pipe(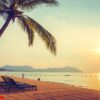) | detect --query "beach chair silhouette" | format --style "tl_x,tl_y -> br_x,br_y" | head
1,76 -> 37,91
